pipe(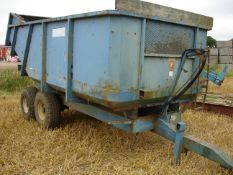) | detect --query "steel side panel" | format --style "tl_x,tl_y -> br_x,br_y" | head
46,22 -> 67,88
26,24 -> 42,80
108,16 -> 141,99
72,16 -> 141,102
15,26 -> 29,59
72,17 -> 110,96
109,16 -> 141,90
73,17 -> 110,86
141,57 -> 193,98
